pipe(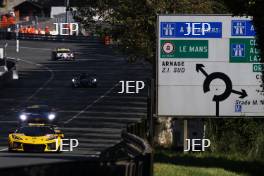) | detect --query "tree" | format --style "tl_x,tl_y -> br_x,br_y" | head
75,0 -> 227,62
222,0 -> 264,62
